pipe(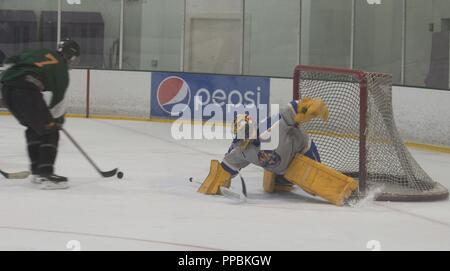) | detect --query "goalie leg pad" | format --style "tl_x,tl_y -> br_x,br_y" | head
263,170 -> 276,193
274,176 -> 294,192
284,155 -> 358,206
197,160 -> 231,195
263,170 -> 294,193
